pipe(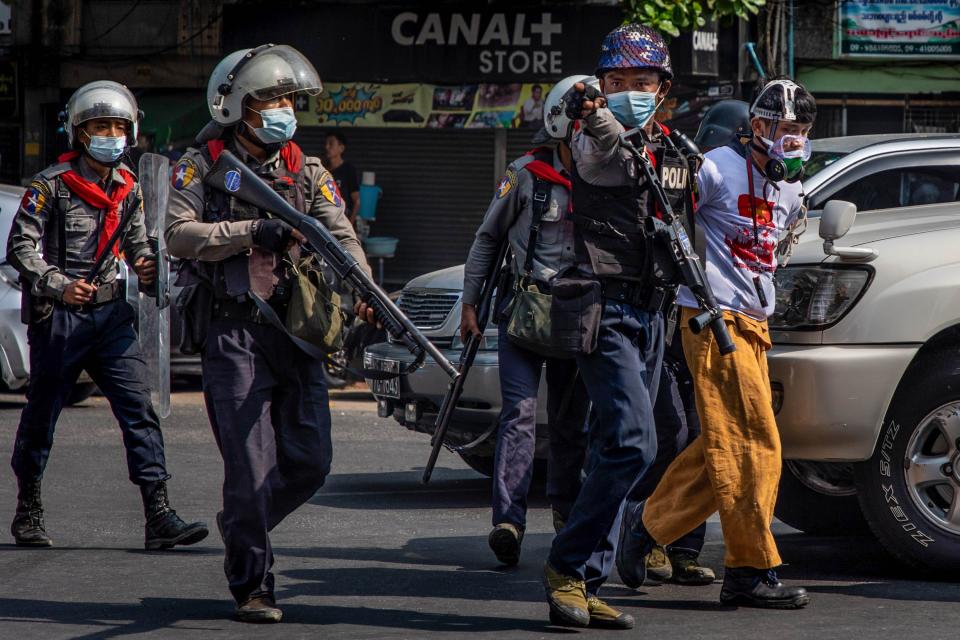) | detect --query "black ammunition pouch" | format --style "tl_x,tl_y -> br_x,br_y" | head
549,272 -> 603,356
174,261 -> 213,355
21,286 -> 53,325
